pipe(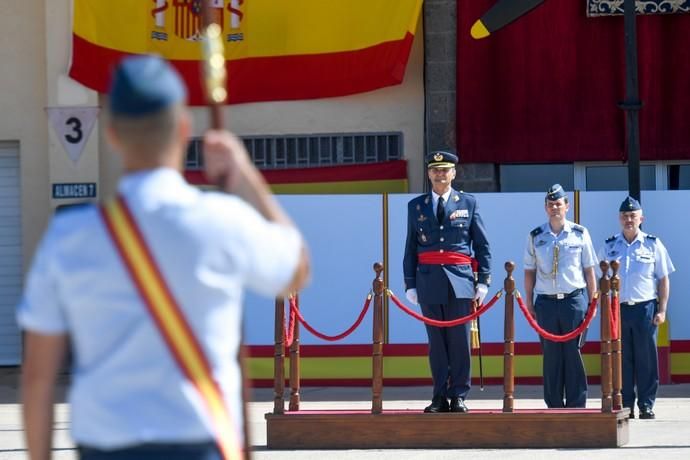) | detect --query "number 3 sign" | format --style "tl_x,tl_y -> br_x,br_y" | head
47,107 -> 100,164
